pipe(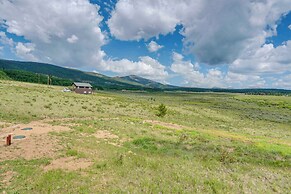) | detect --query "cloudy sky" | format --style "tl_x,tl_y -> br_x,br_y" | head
0,0 -> 291,89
